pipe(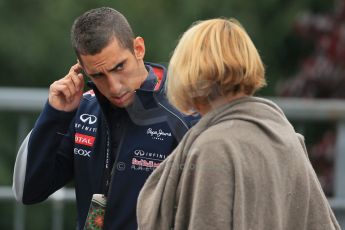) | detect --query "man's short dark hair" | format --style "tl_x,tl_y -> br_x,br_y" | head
71,7 -> 134,56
